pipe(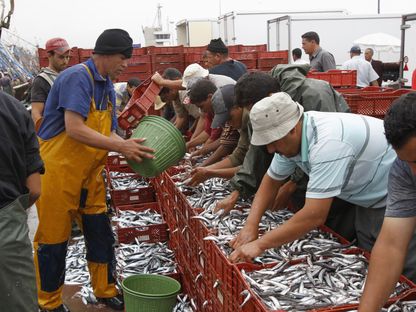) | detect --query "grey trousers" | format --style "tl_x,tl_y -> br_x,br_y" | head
355,206 -> 416,283
0,195 -> 38,312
